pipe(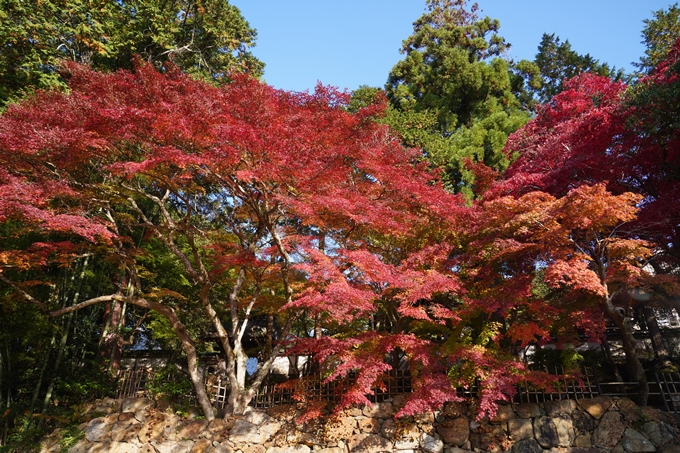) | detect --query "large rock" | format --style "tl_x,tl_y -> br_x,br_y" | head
490,405 -> 515,423
362,402 -> 394,419
84,418 -> 110,443
437,417 -> 470,446
515,404 -> 545,419
266,447 -> 311,453
120,398 -> 155,413
155,440 -> 194,453
325,416 -> 356,441
86,442 -> 141,453
380,419 -> 397,439
357,417 -> 380,434
512,439 -> 542,453
421,433 -> 444,453
230,419 -> 267,445
533,416 -> 574,448
644,421 -> 677,446
571,411 -> 597,435
190,438 -> 214,453
577,397 -> 612,420
347,433 -> 393,453
593,411 -> 625,449
177,420 -> 209,439
621,428 -> 656,453
544,400 -> 576,417
442,402 -> 467,418
657,446 -> 680,453
469,425 -> 507,453
508,418 -> 534,441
